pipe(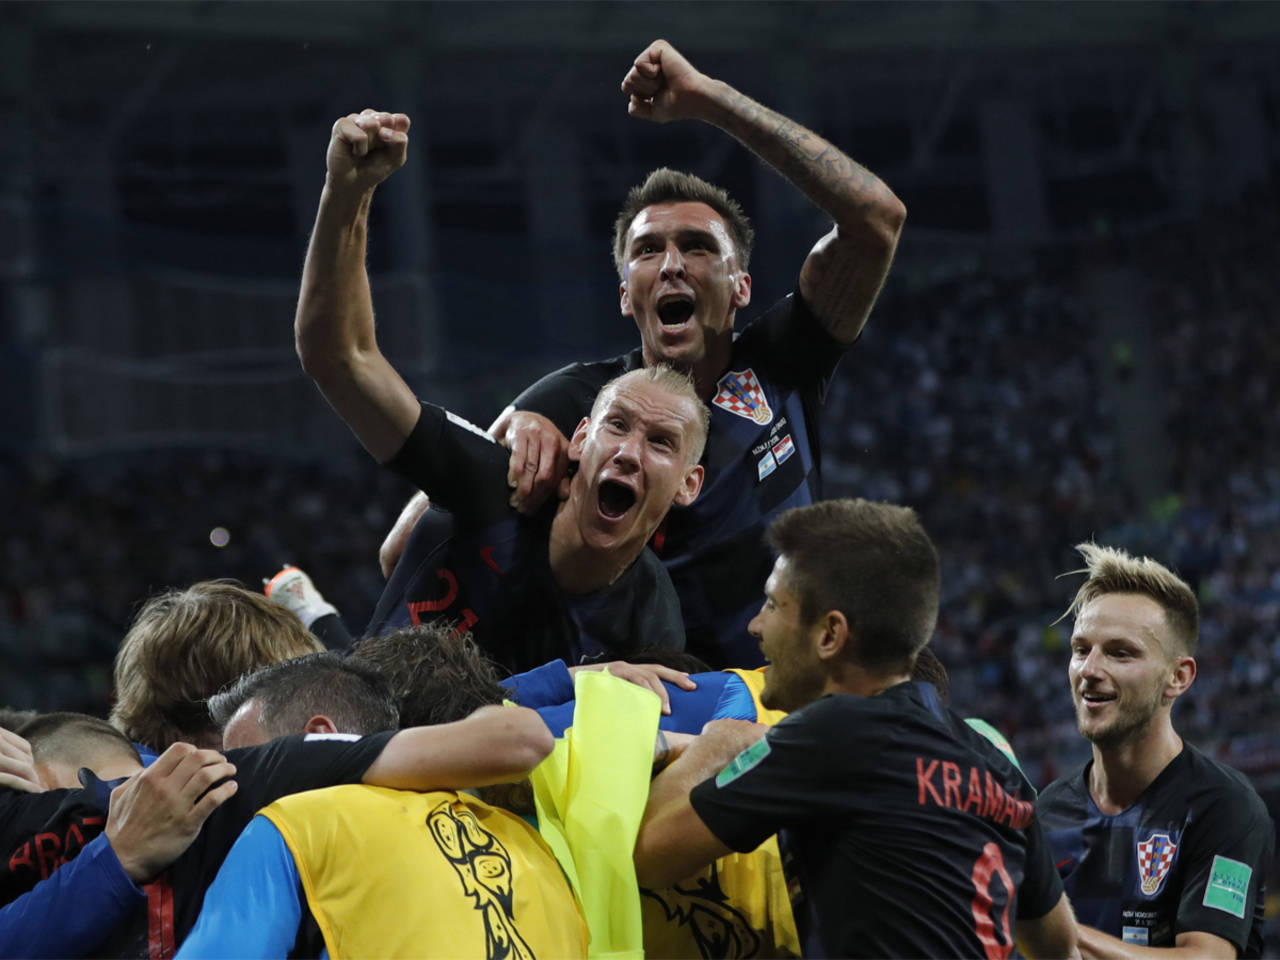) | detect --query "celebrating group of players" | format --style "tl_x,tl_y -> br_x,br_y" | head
1,39 -> 1273,960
